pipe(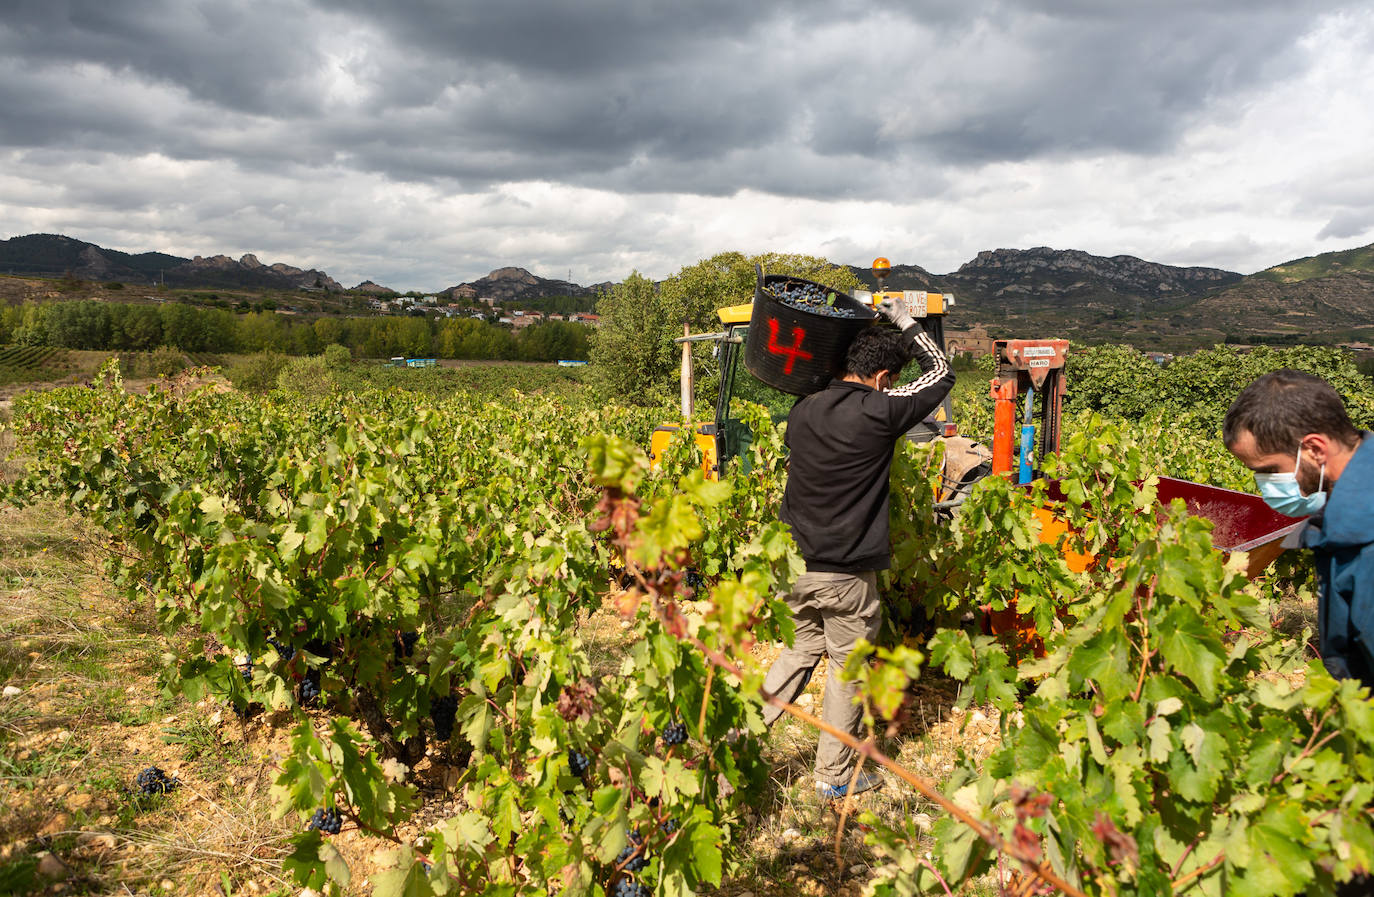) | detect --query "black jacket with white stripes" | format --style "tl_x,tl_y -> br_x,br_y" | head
780,325 -> 955,573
